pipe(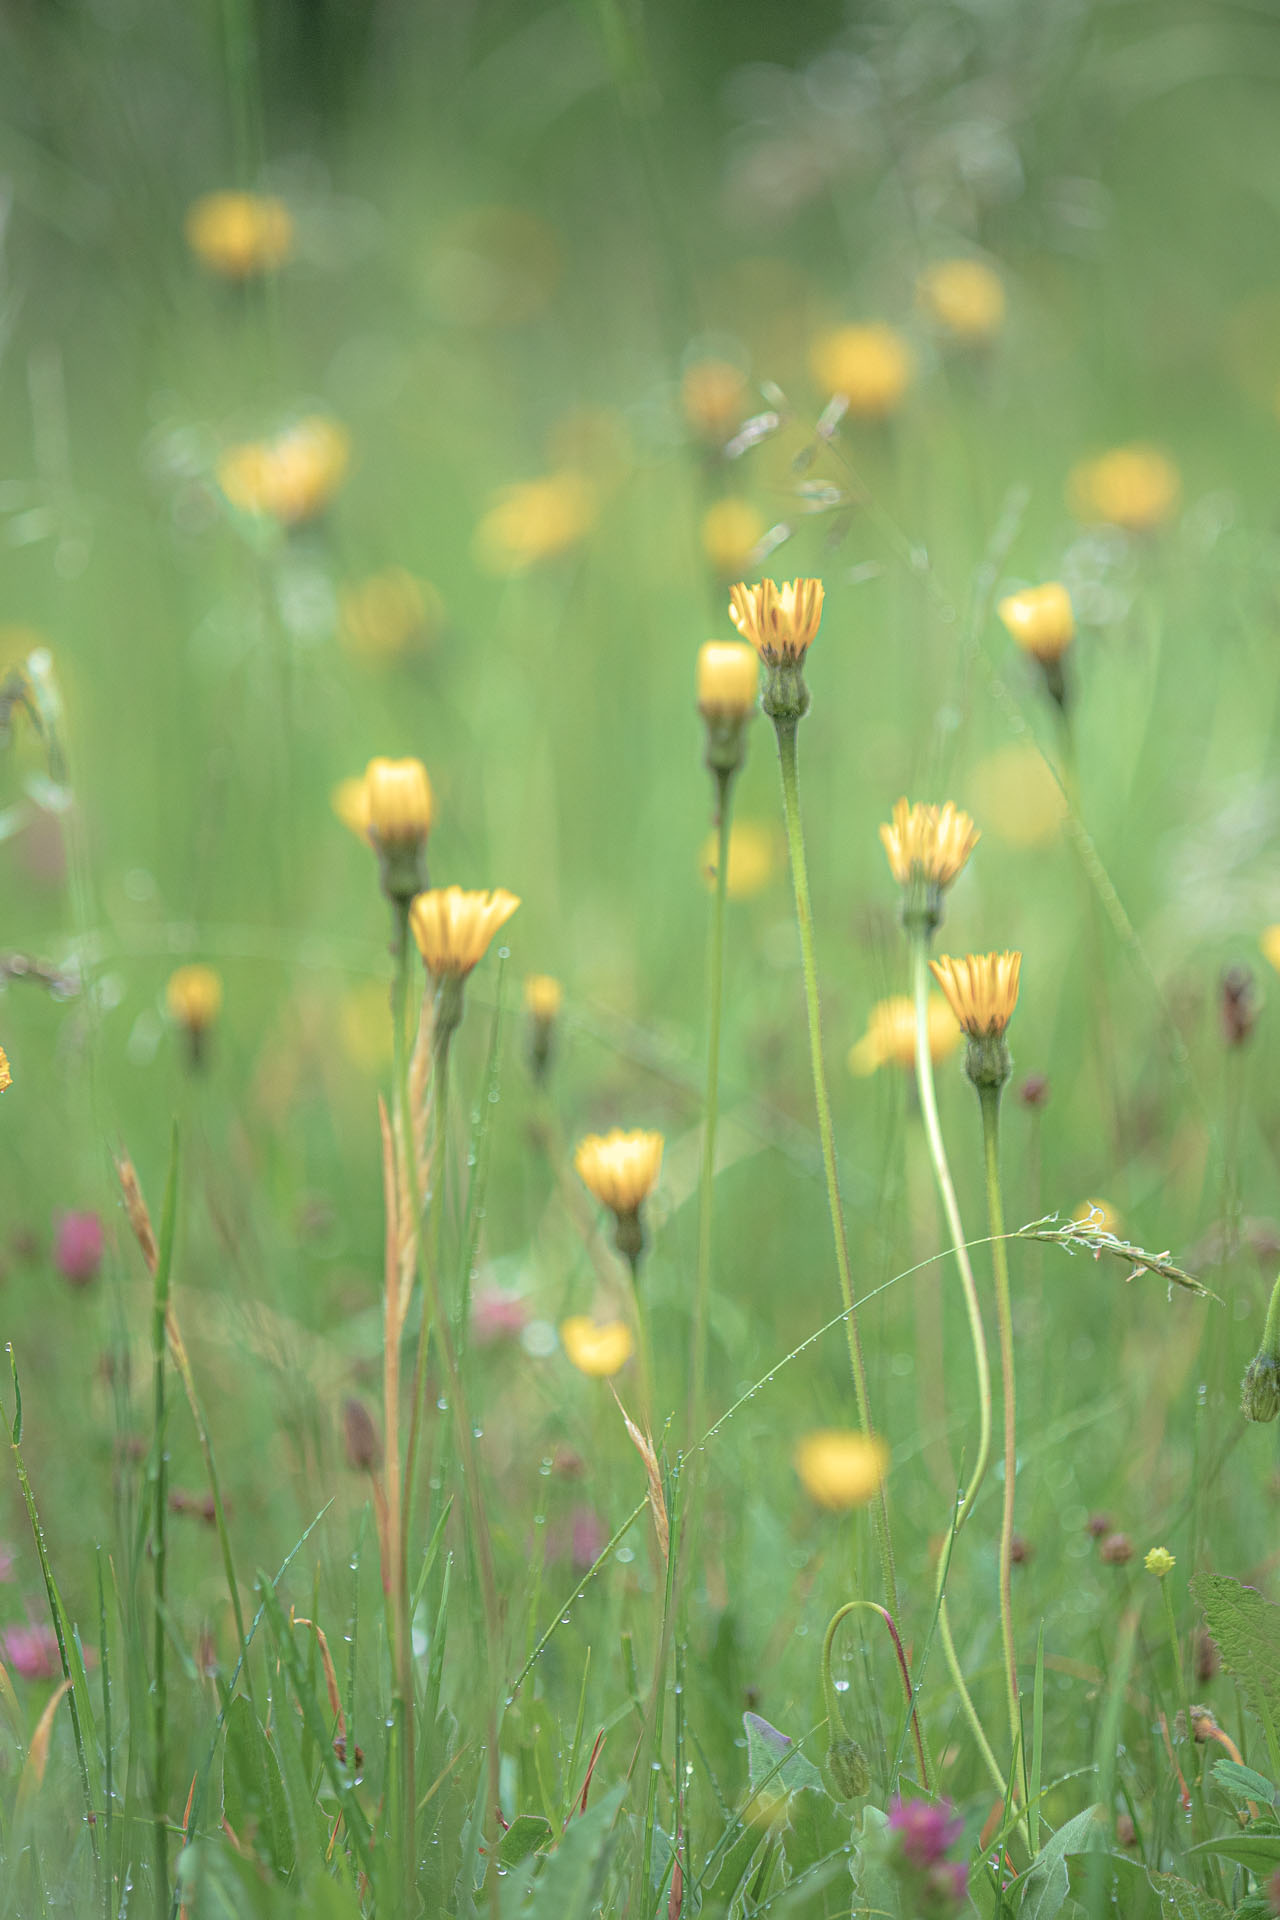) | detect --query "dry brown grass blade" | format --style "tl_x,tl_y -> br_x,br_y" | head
115,1153 -> 158,1274
21,1677 -> 71,1790
291,1613 -> 346,1736
610,1386 -> 669,1562
409,984 -> 435,1197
